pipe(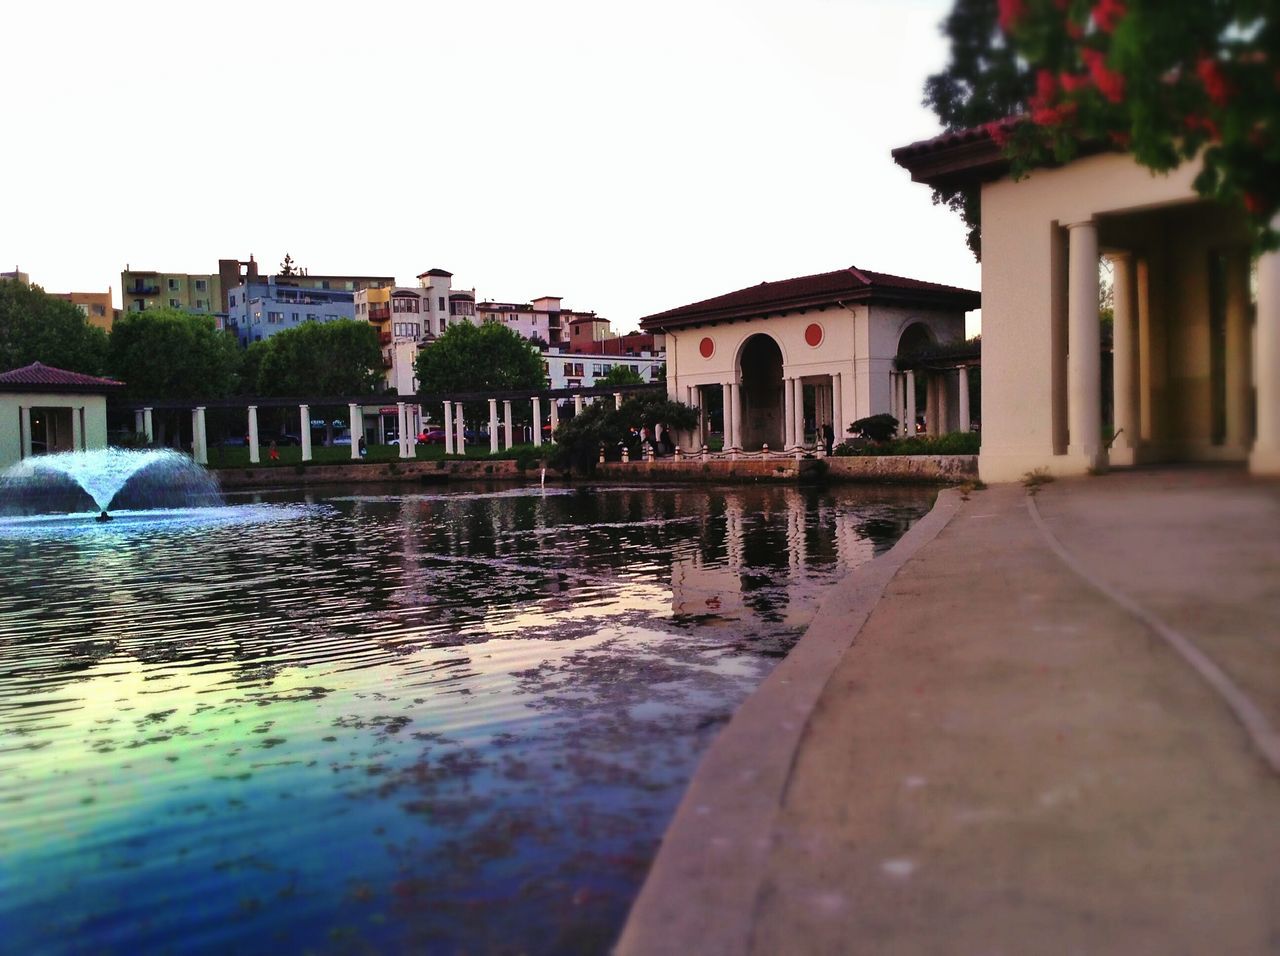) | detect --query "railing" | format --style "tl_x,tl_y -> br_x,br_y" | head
368,307 -> 390,321
379,332 -> 392,345
128,284 -> 160,296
